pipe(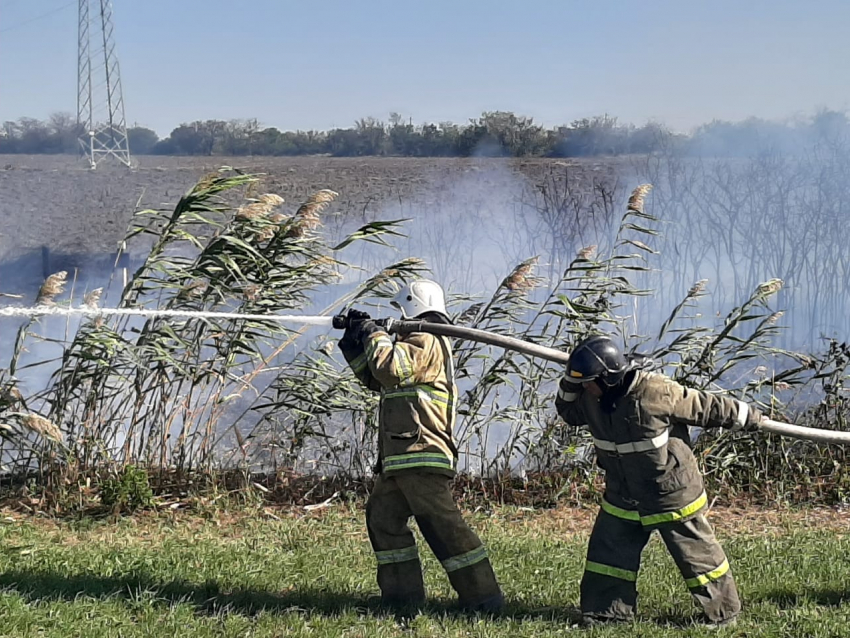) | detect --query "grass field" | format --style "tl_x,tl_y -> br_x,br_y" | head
0,503 -> 847,637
